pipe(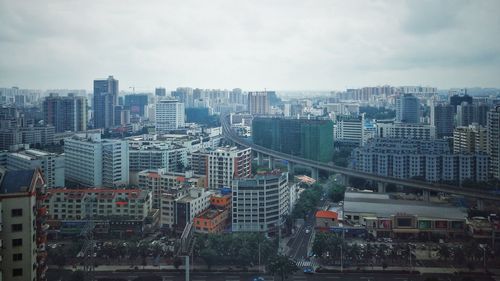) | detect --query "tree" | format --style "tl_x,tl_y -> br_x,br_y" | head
437,245 -> 451,261
200,248 -> 217,270
267,255 -> 299,281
